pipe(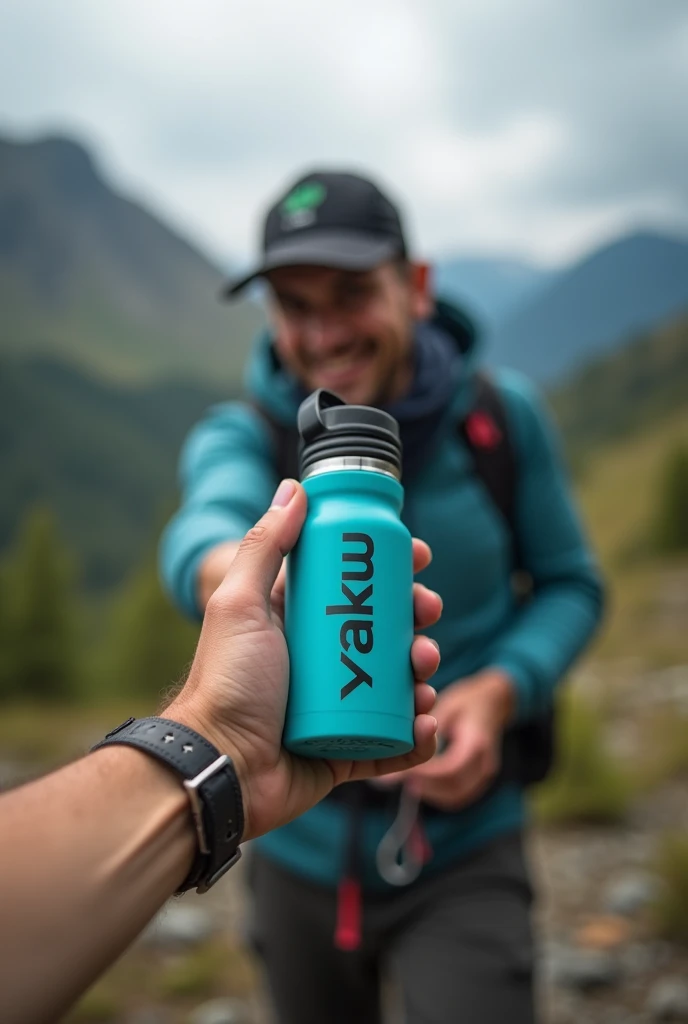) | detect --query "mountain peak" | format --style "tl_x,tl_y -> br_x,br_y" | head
0,131 -> 263,385
489,228 -> 688,383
